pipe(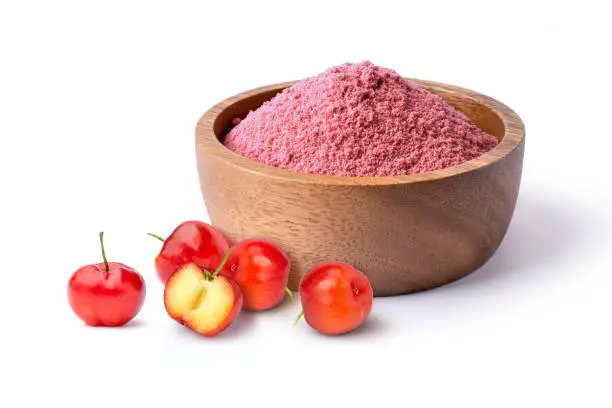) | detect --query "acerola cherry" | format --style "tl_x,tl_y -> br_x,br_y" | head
220,238 -> 291,311
68,232 -> 146,327
297,261 -> 373,335
164,250 -> 243,337
149,221 -> 230,284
